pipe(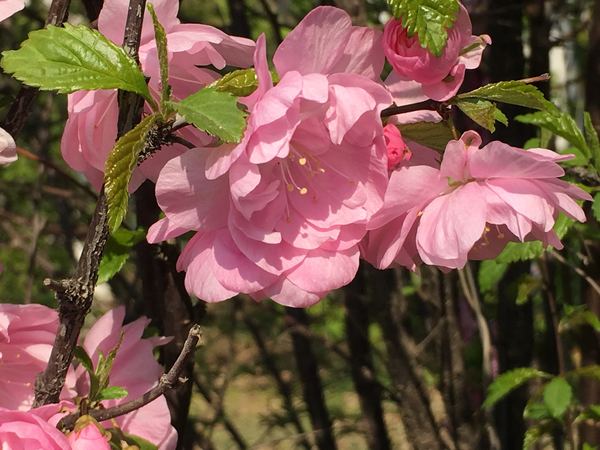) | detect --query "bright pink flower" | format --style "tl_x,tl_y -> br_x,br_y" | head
149,7 -> 391,307
68,416 -> 111,450
0,0 -> 24,23
0,407 -> 70,449
383,124 -> 411,168
363,131 -> 591,270
383,4 -> 490,102
0,127 -> 16,165
0,304 -> 58,410
69,307 -> 176,450
61,0 -> 255,190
